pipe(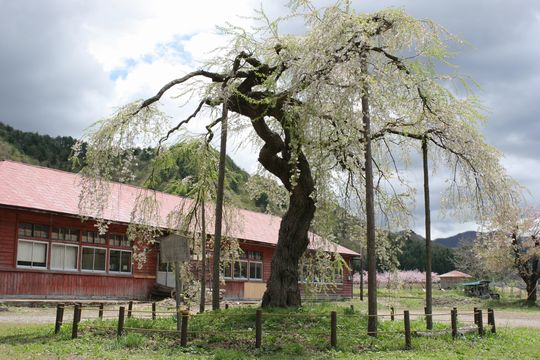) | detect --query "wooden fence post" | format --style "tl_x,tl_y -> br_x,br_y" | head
404,310 -> 411,349
71,304 -> 80,339
473,307 -> 478,325
255,309 -> 262,349
451,309 -> 457,339
477,309 -> 484,336
488,308 -> 496,334
425,306 -> 432,330
180,312 -> 188,346
225,303 -> 229,310
330,311 -> 337,348
98,303 -> 104,320
77,304 -> 82,324
152,302 -> 156,320
127,301 -> 133,318
54,304 -> 64,334
390,307 -> 395,321
117,306 -> 125,338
